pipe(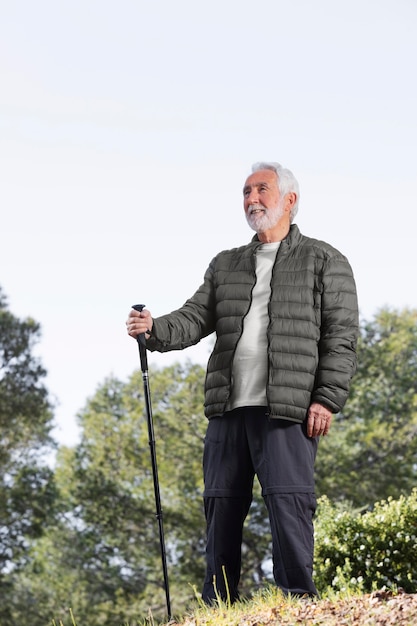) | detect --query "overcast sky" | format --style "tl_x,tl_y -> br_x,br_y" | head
1,0 -> 416,448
